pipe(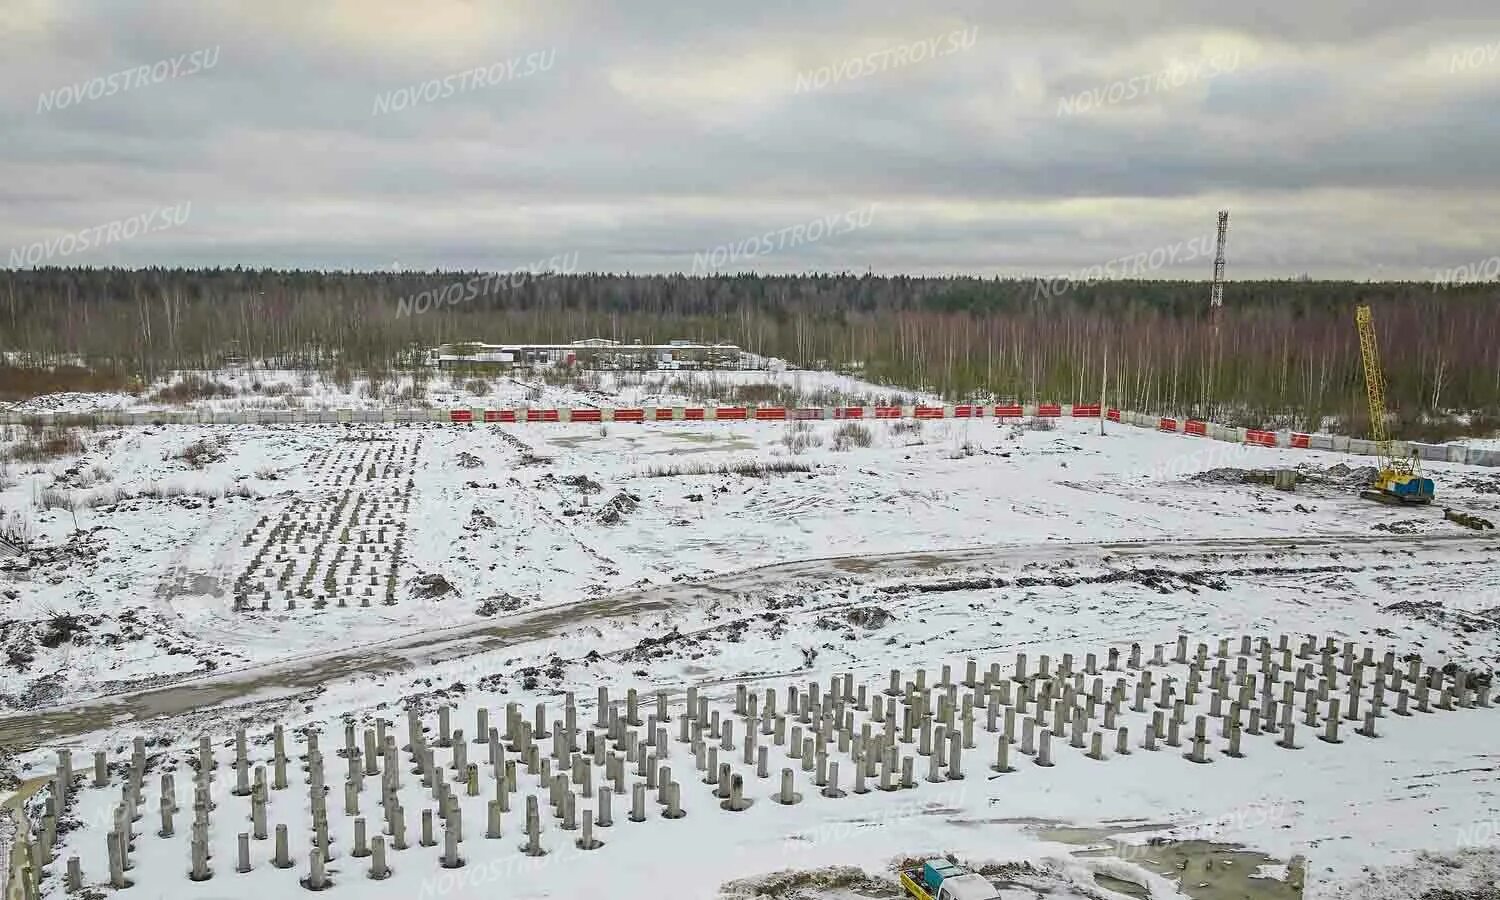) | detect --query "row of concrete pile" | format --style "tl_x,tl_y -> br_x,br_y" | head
5,632 -> 1491,896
